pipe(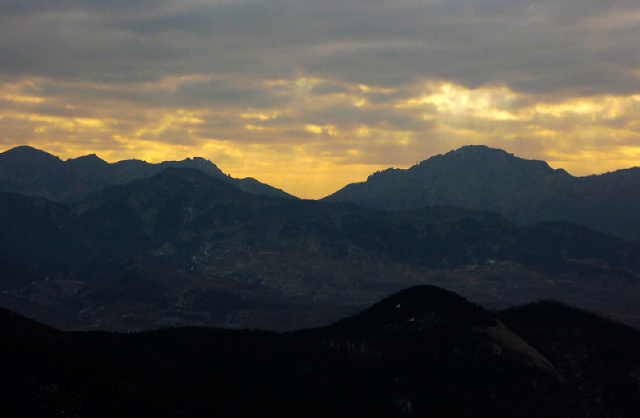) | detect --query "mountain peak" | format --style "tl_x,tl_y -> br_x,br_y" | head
445,144 -> 524,162
66,153 -> 108,168
414,145 -> 509,165
150,166 -> 236,189
416,145 -> 555,175
0,145 -> 61,164
446,144 -> 509,156
330,285 -> 496,334
162,157 -> 225,177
